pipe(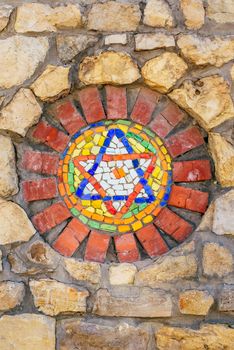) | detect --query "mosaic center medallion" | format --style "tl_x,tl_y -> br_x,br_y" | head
58,120 -> 172,233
